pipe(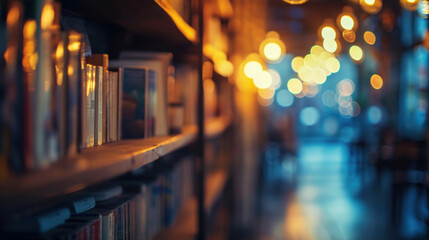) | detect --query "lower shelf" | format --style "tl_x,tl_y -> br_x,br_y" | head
154,169 -> 229,240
